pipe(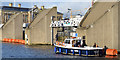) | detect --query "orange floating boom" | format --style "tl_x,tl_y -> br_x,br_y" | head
106,49 -> 118,56
2,38 -> 25,44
